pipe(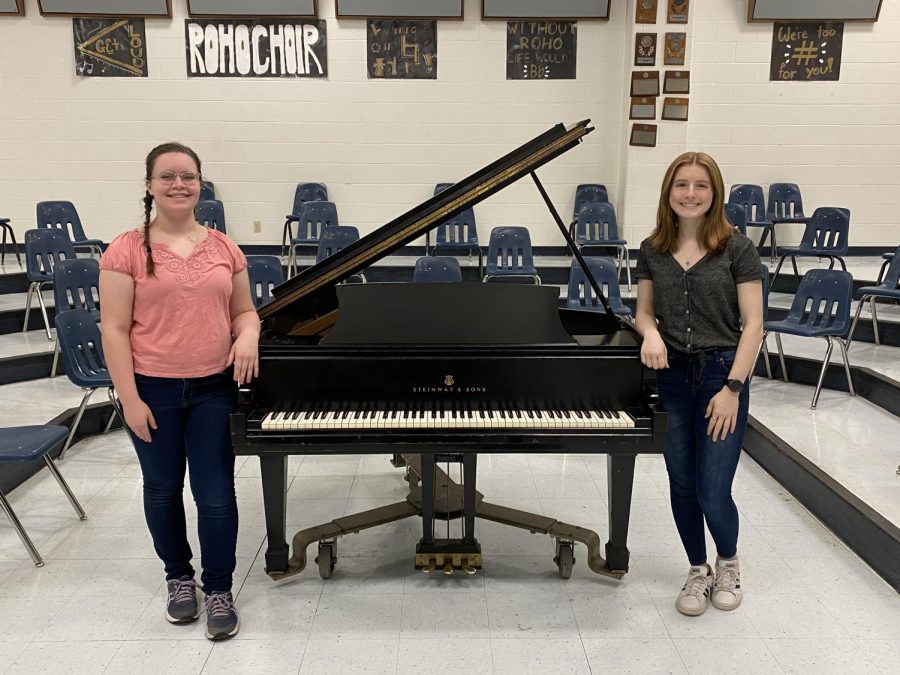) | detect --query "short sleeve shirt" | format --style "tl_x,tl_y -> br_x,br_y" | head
99,228 -> 247,378
634,233 -> 761,353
